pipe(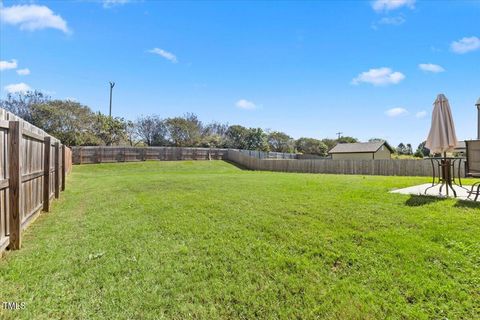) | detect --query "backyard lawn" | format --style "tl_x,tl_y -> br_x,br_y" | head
0,161 -> 478,319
